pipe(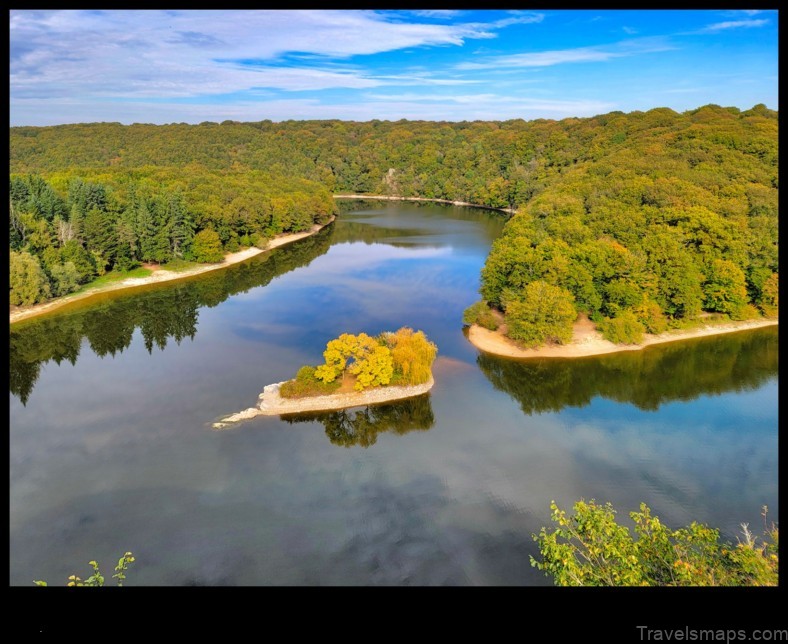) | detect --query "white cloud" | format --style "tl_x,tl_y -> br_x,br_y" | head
622,26 -> 637,35
456,37 -> 674,70
10,9 -> 514,101
409,10 -> 463,19
692,18 -> 769,34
